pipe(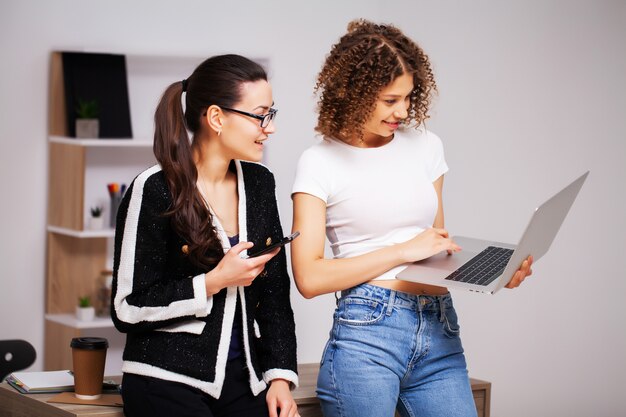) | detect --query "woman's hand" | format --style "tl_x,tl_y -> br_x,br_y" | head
398,228 -> 462,263
266,379 -> 299,417
504,255 -> 534,289
204,242 -> 280,295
